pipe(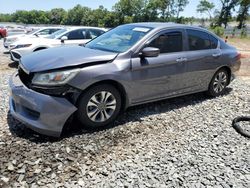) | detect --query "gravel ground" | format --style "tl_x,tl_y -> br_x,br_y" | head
0,40 -> 250,188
